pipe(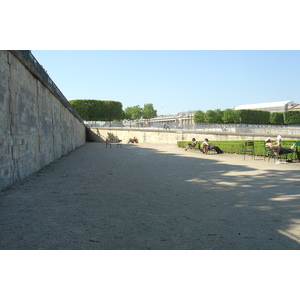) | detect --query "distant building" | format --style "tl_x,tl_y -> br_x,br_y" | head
234,100 -> 300,113
149,111 -> 195,128
126,111 -> 196,128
